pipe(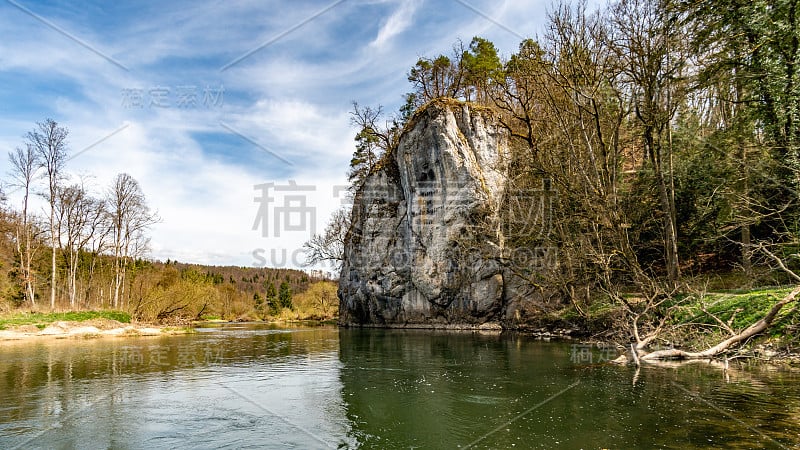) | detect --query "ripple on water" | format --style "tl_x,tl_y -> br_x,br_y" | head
2,326 -> 799,449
